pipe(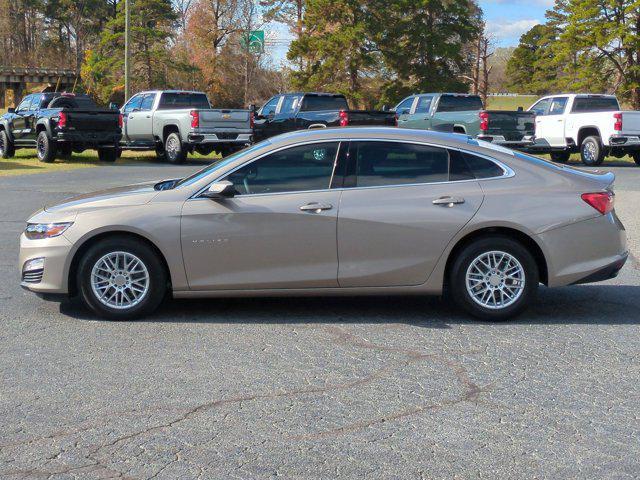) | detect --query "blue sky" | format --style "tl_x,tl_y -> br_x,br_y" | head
265,0 -> 552,66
